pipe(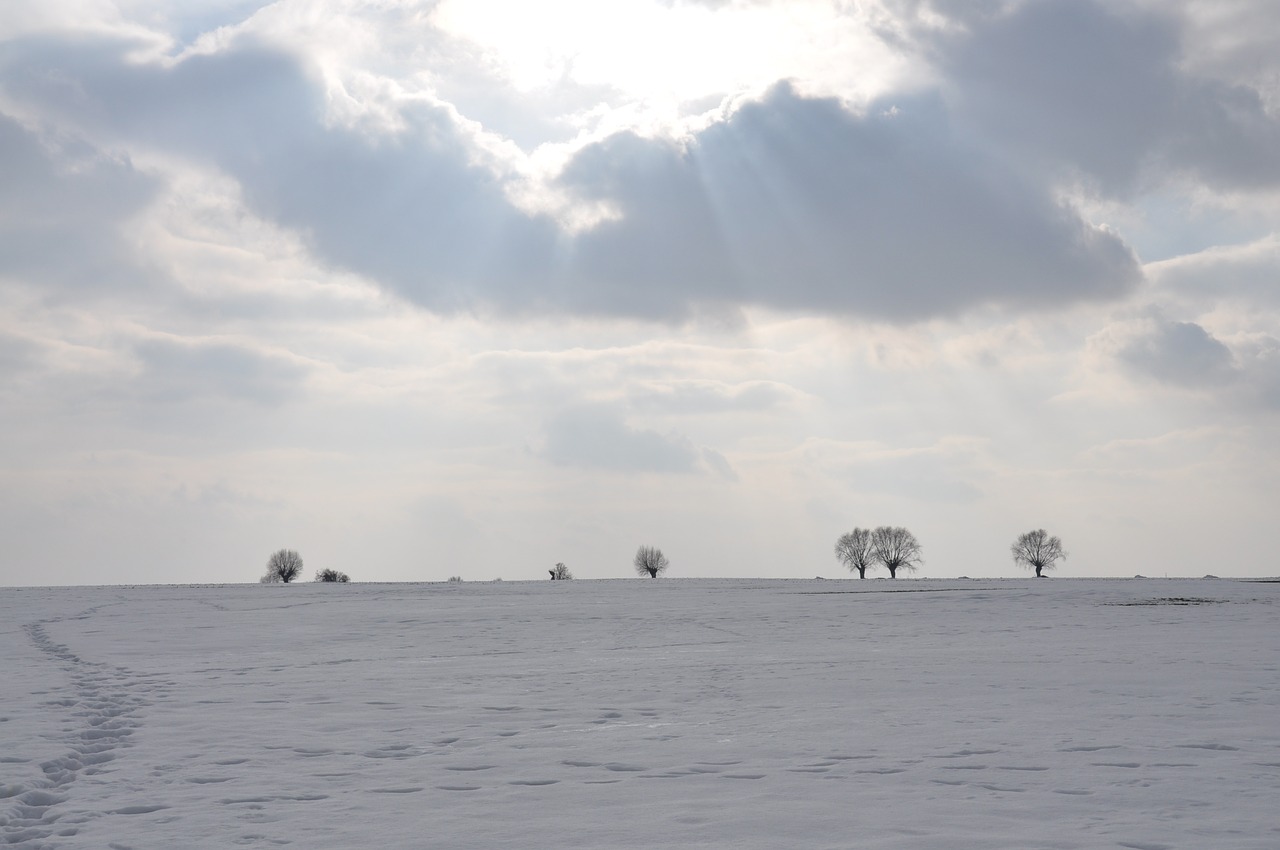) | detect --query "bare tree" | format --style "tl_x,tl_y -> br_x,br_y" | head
834,528 -> 876,579
871,527 -> 922,578
1011,529 -> 1066,577
315,568 -> 350,583
550,562 -> 573,580
634,546 -> 669,578
262,549 -> 304,583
